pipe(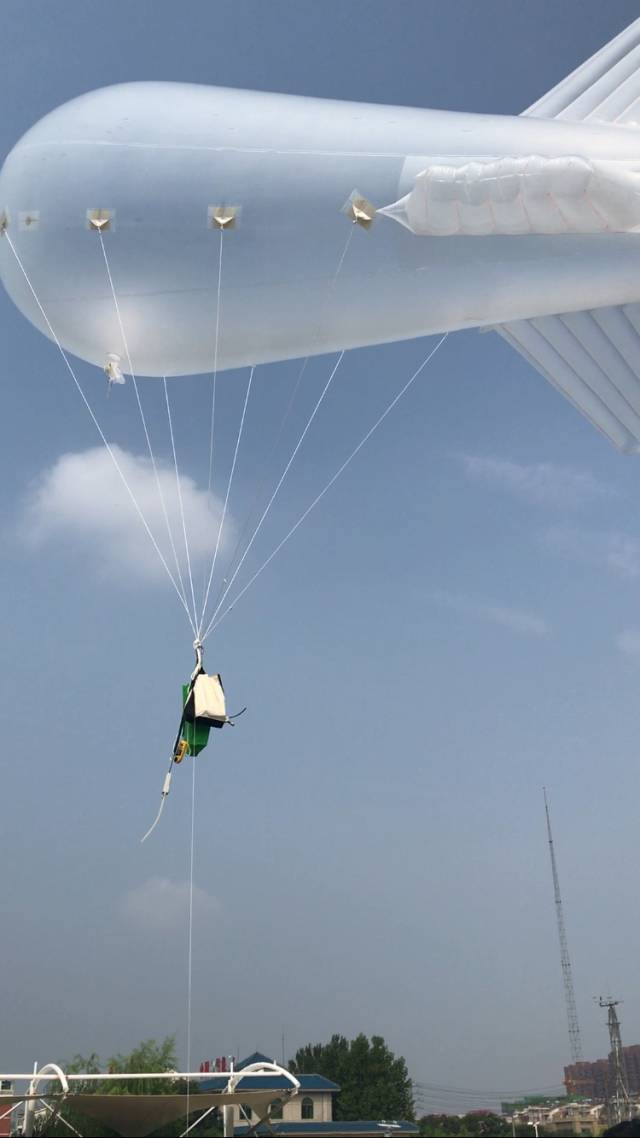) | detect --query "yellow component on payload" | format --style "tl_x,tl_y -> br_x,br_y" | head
174,739 -> 189,764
